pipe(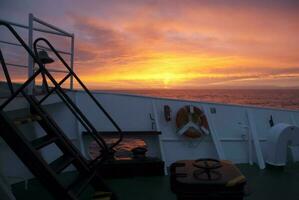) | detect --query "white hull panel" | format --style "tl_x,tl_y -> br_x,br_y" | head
1,90 -> 299,183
